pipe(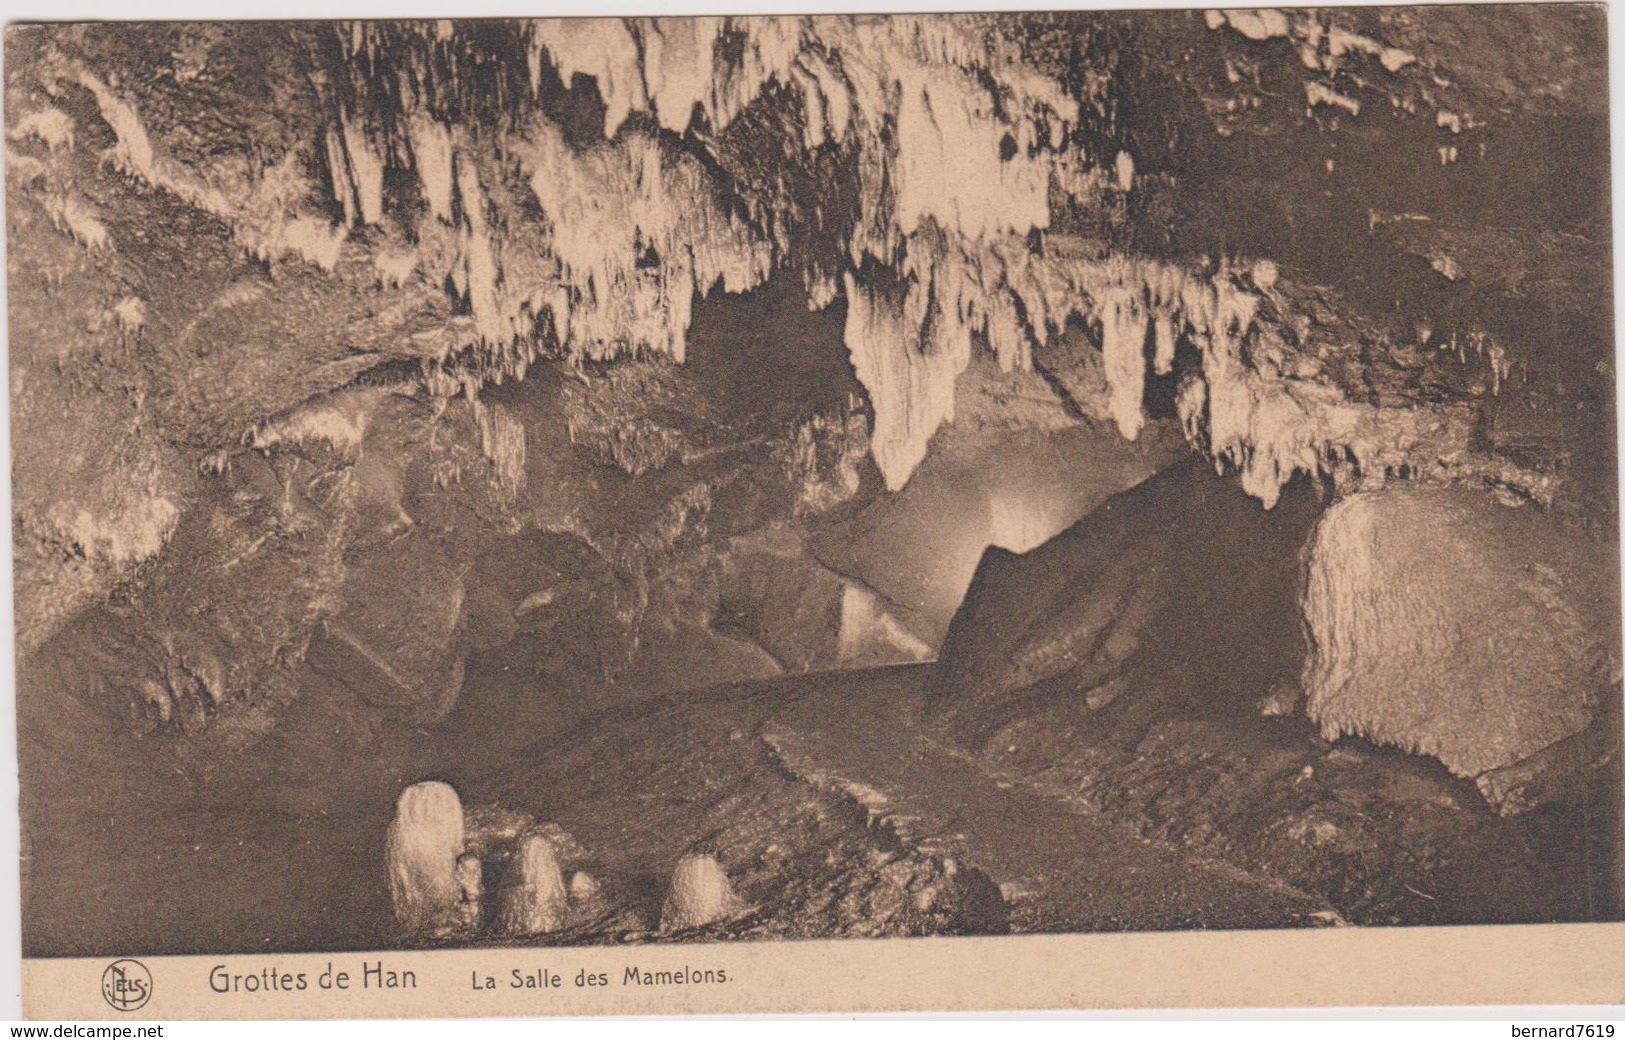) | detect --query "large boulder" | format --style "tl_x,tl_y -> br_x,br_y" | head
715,527 -> 929,671
714,529 -> 845,671
1301,485 -> 1620,783
811,418 -> 1184,652
306,536 -> 467,725
935,459 -> 1324,741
